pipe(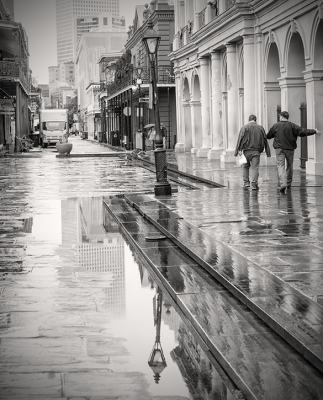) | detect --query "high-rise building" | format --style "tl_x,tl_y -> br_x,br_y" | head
75,14 -> 125,47
56,0 -> 120,64
48,66 -> 59,95
59,61 -> 75,86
